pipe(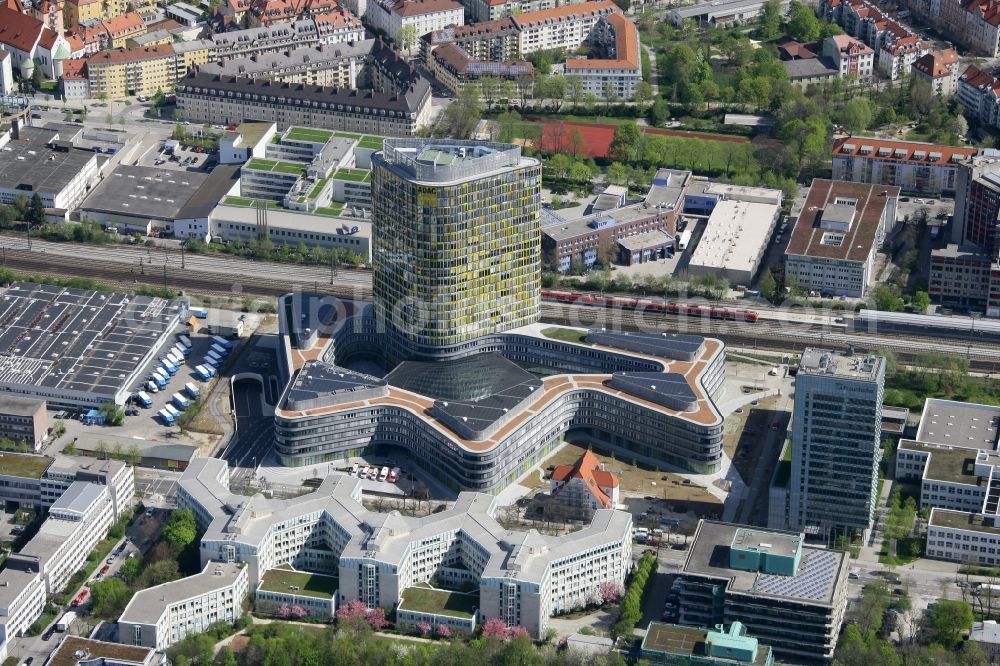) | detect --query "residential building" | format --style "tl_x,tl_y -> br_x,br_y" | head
963,0 -> 1000,56
784,179 -> 899,298
877,34 -> 929,80
372,139 -> 541,356
64,0 -> 105,30
176,60 -> 432,135
198,41 -> 371,88
824,0 -> 926,80
958,64 -> 1000,130
788,348 -> 885,540
564,12 -> 642,100
640,622 -> 775,666
0,126 -> 101,210
671,0 -> 790,27
513,0 -> 618,55
177,457 -> 632,639
207,13 -> 365,62
366,0 -> 464,51
911,48 -> 960,94
86,44 -> 178,99
830,137 -> 975,195
676,521 -> 850,663
821,34 -> 874,79
0,5 -> 73,79
0,48 -> 13,95
542,168 -> 688,272
548,450 -> 620,521
970,620 -> 1000,663
0,397 -> 47,451
458,0 -> 589,23
118,562 -> 250,650
61,57 -> 90,98
426,43 -> 532,94
422,17 -> 521,61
